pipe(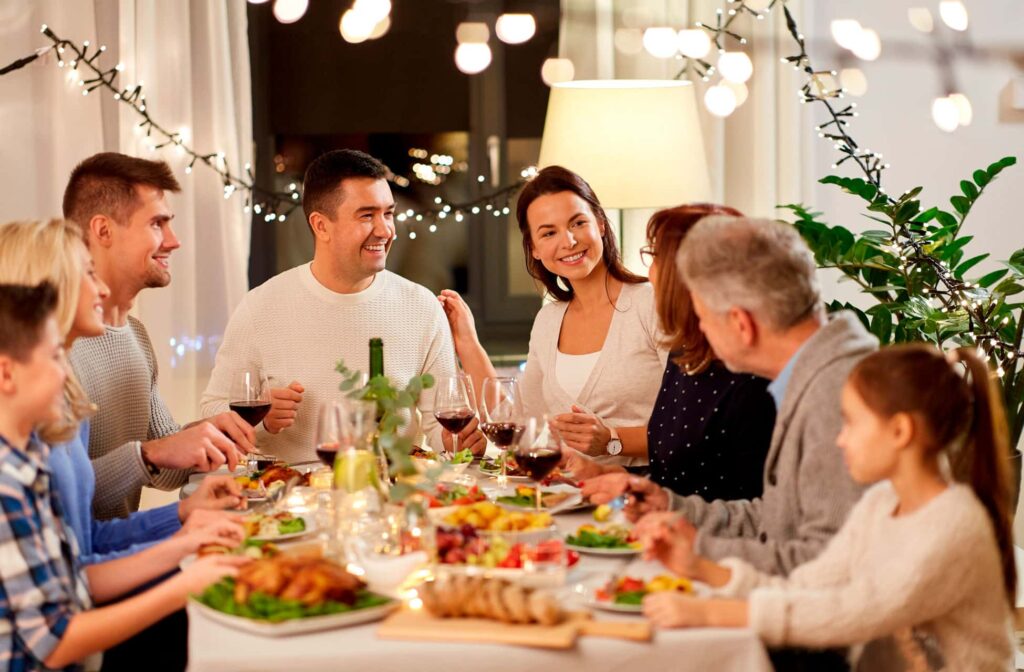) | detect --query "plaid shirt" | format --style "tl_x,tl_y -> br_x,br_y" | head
0,434 -> 91,671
